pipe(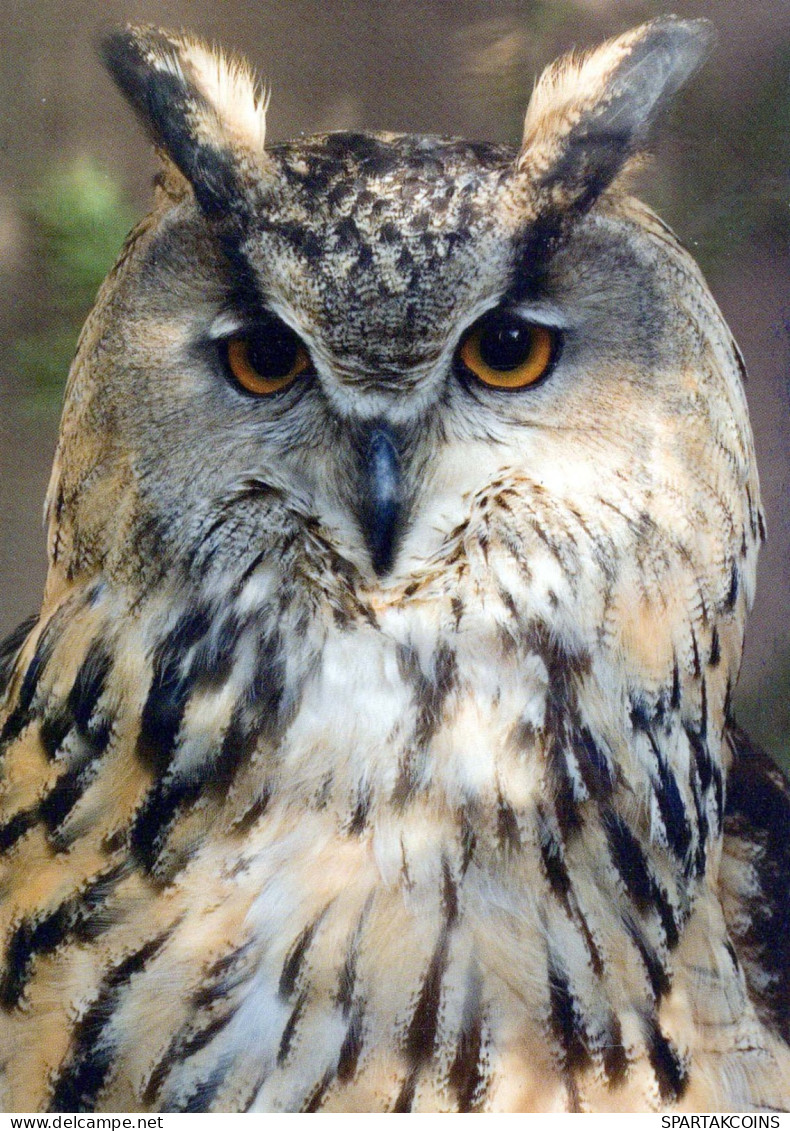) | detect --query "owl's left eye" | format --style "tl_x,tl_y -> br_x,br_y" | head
457,312 -> 558,390
223,321 -> 311,396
